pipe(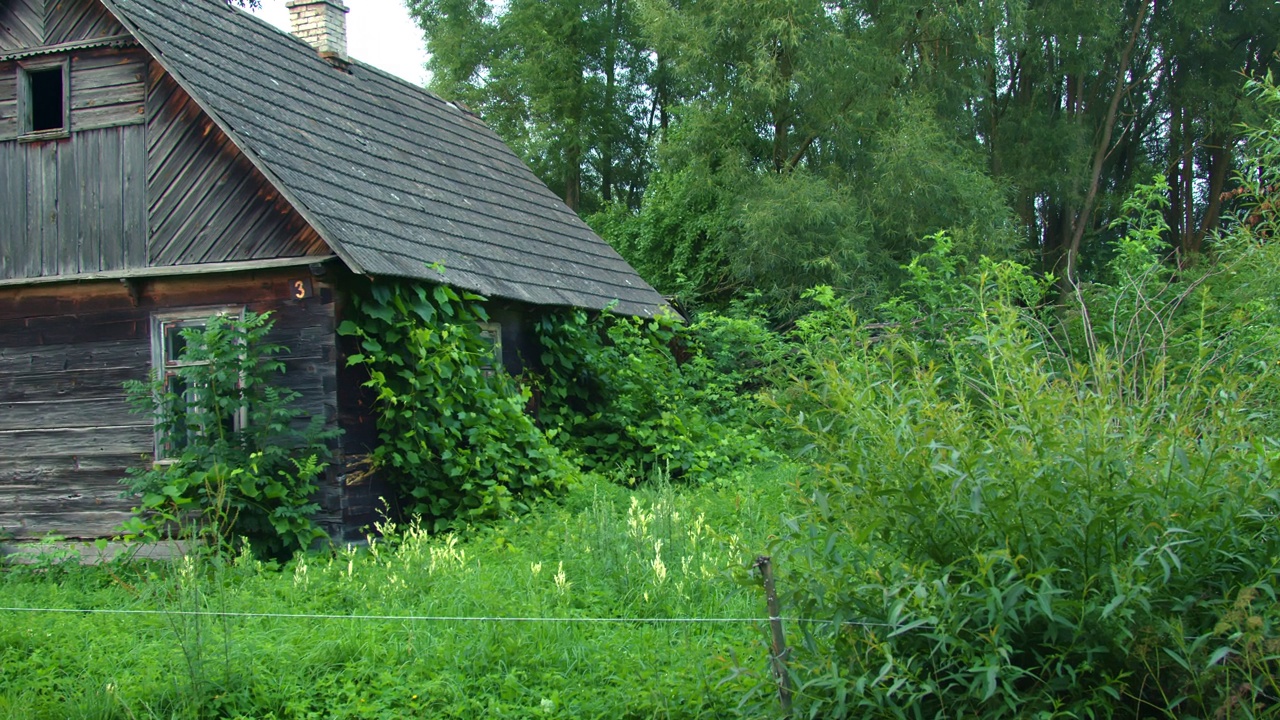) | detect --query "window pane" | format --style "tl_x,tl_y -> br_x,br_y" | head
164,322 -> 188,366
162,373 -> 191,454
151,308 -> 246,461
